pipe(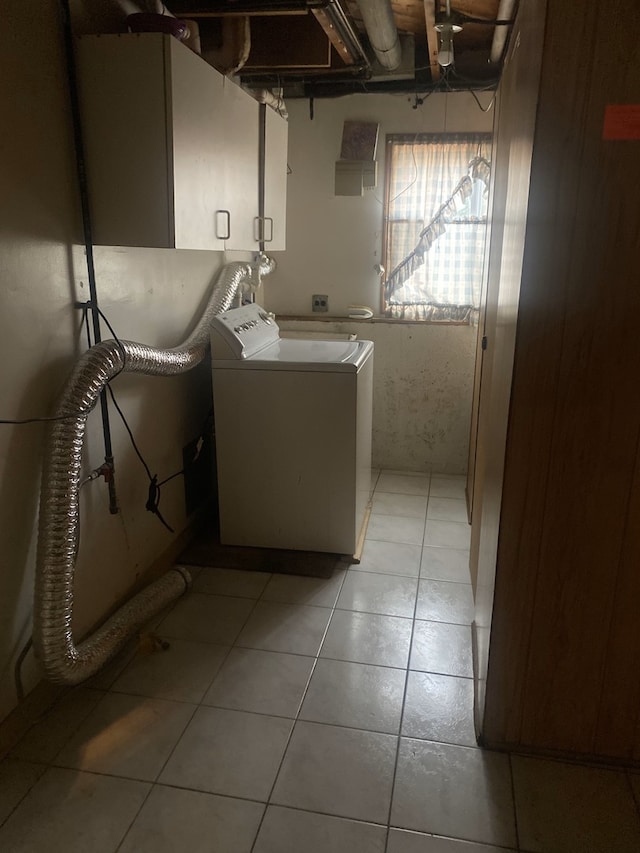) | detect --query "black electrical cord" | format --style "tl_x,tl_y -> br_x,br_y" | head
14,637 -> 33,703
0,413 -> 93,425
469,89 -> 496,113
79,304 -> 178,533
105,386 -> 153,481
0,302 -> 126,425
